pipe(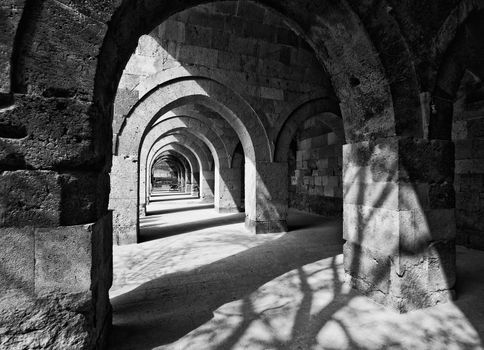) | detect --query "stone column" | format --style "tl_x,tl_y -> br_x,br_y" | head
0,170 -> 112,348
343,136 -> 456,312
191,172 -> 200,197
110,155 -> 138,245
201,170 -> 215,201
185,171 -> 191,193
215,166 -> 244,213
245,161 -> 288,233
179,172 -> 186,192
